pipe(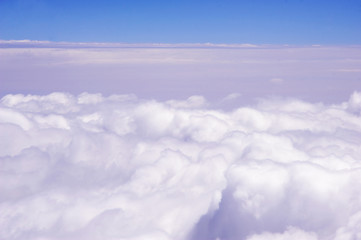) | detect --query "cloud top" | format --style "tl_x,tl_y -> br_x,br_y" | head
1,92 -> 361,240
